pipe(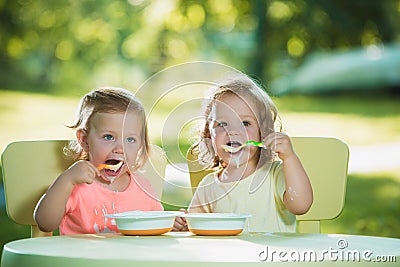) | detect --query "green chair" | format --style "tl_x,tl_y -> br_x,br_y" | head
1,140 -> 166,237
186,137 -> 349,233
